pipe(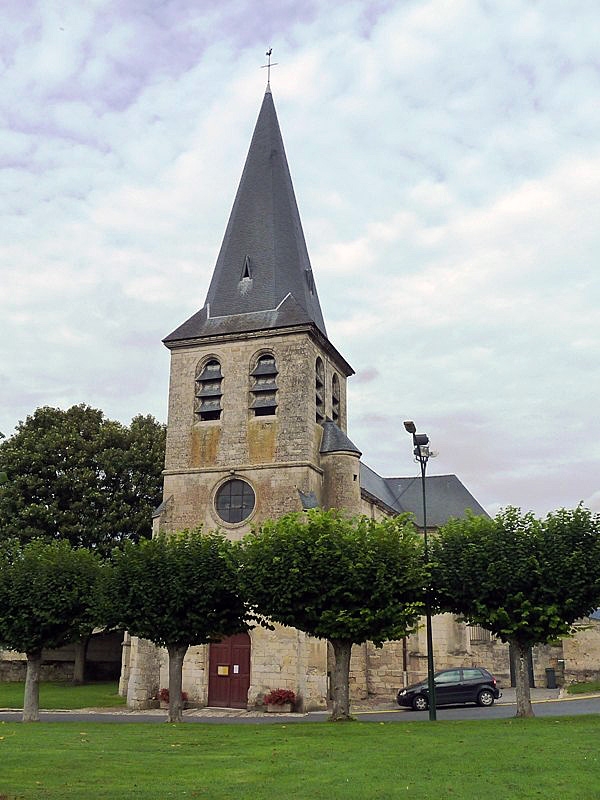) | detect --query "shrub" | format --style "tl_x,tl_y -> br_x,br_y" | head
159,688 -> 188,703
263,689 -> 295,706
